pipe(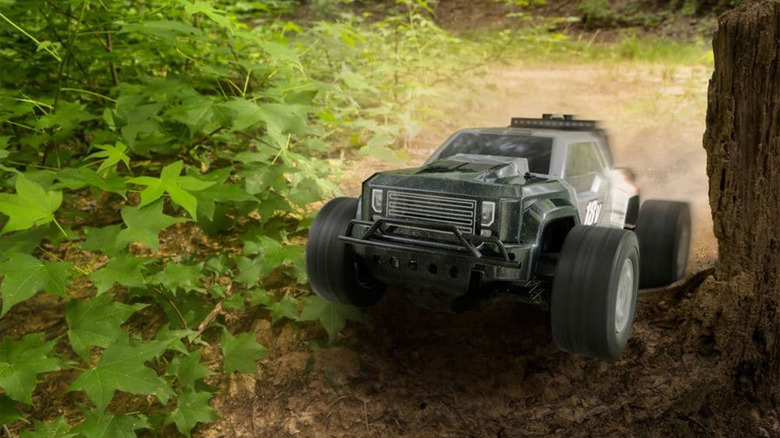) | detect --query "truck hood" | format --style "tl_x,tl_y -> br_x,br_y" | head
365,154 -> 539,199
419,154 -> 530,183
